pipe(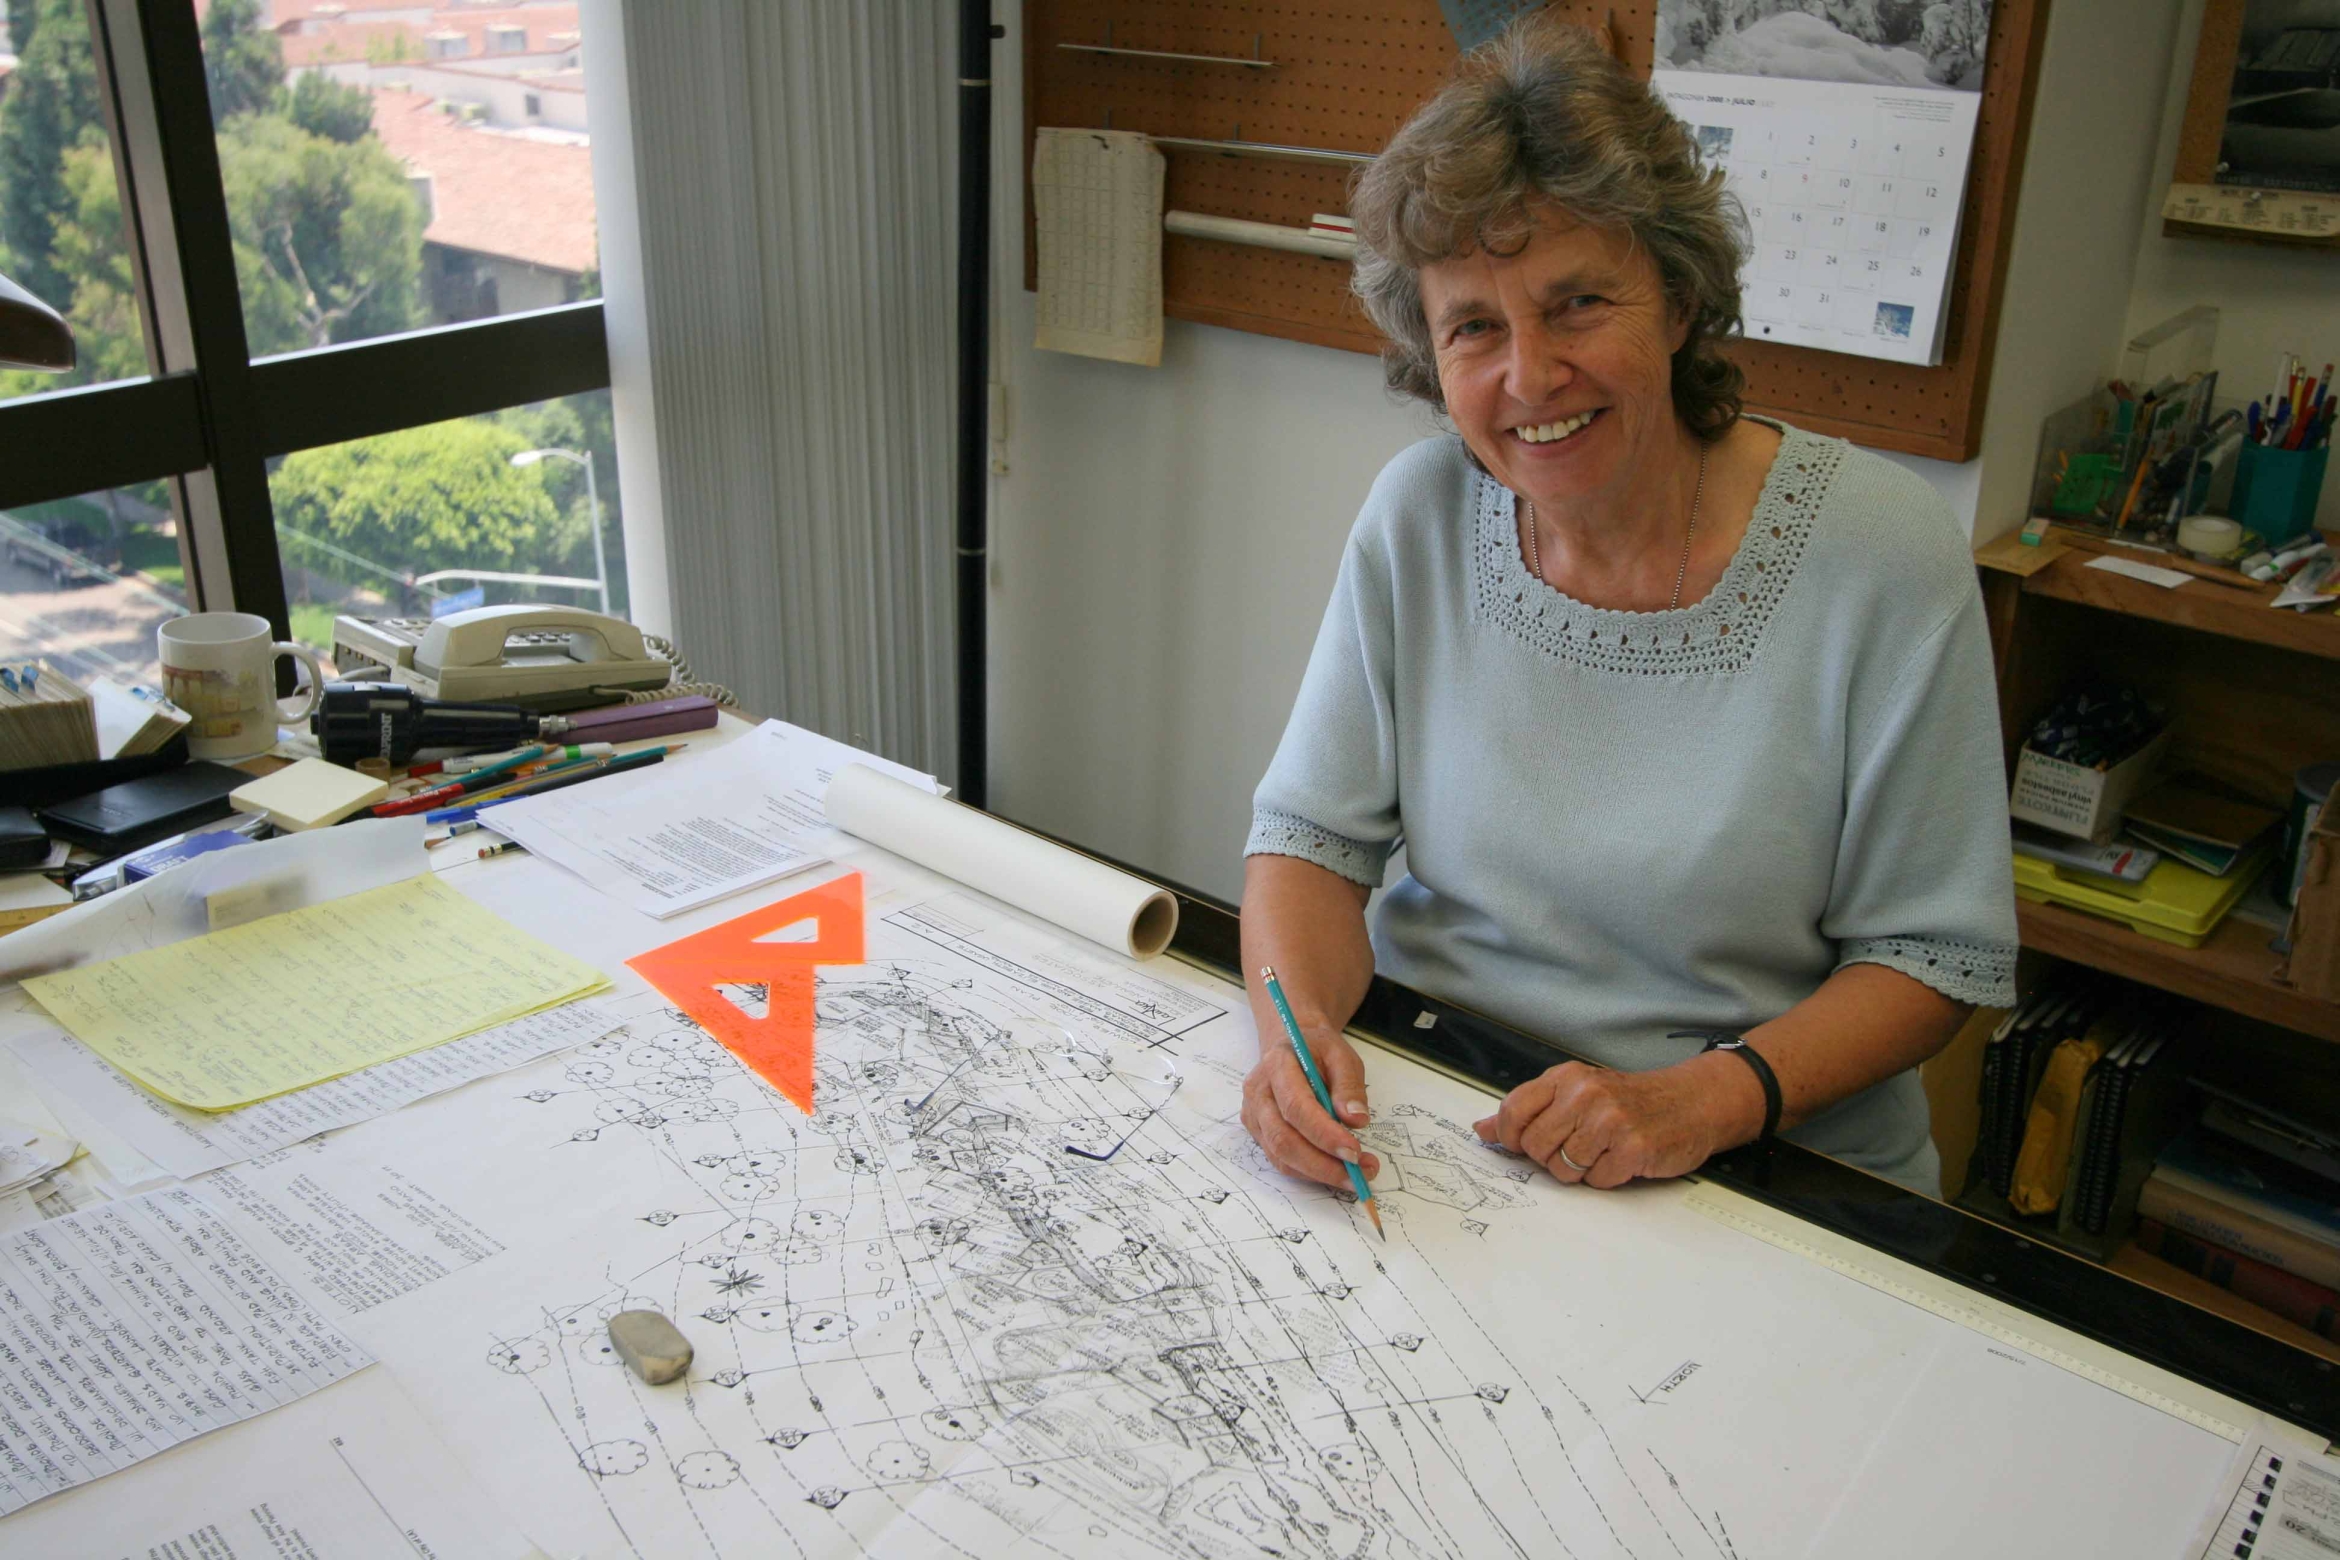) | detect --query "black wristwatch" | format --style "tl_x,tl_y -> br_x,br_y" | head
1670,1029 -> 1782,1150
